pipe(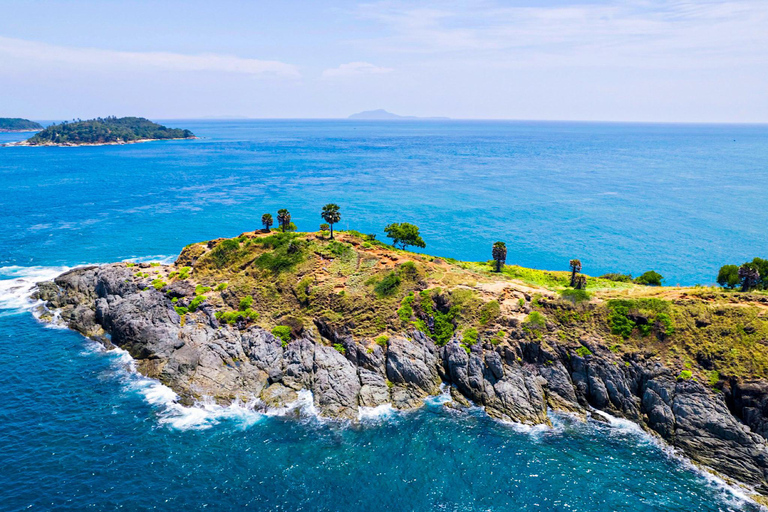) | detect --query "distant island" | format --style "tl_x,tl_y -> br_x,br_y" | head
348,109 -> 449,120
16,117 -> 195,146
0,118 -> 43,132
